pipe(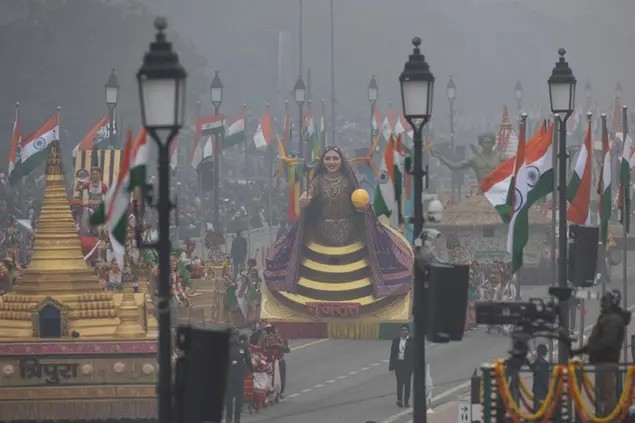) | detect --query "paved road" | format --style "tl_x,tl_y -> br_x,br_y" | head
240,278 -> 635,423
